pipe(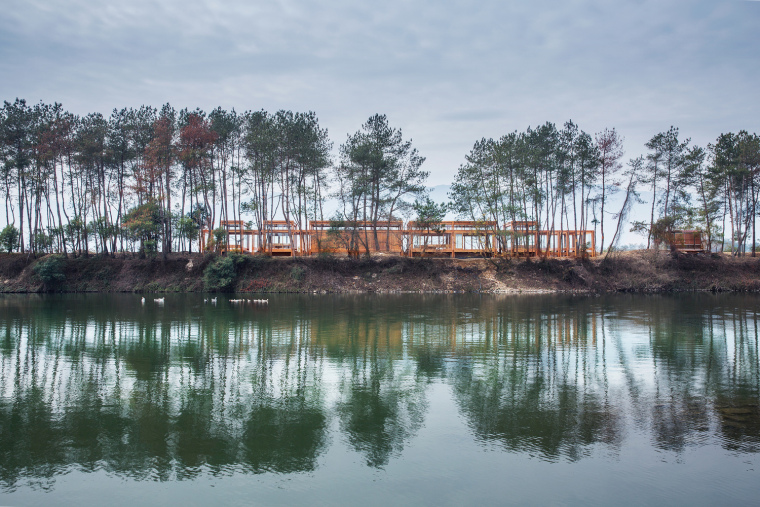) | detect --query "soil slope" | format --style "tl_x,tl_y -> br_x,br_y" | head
0,250 -> 758,294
